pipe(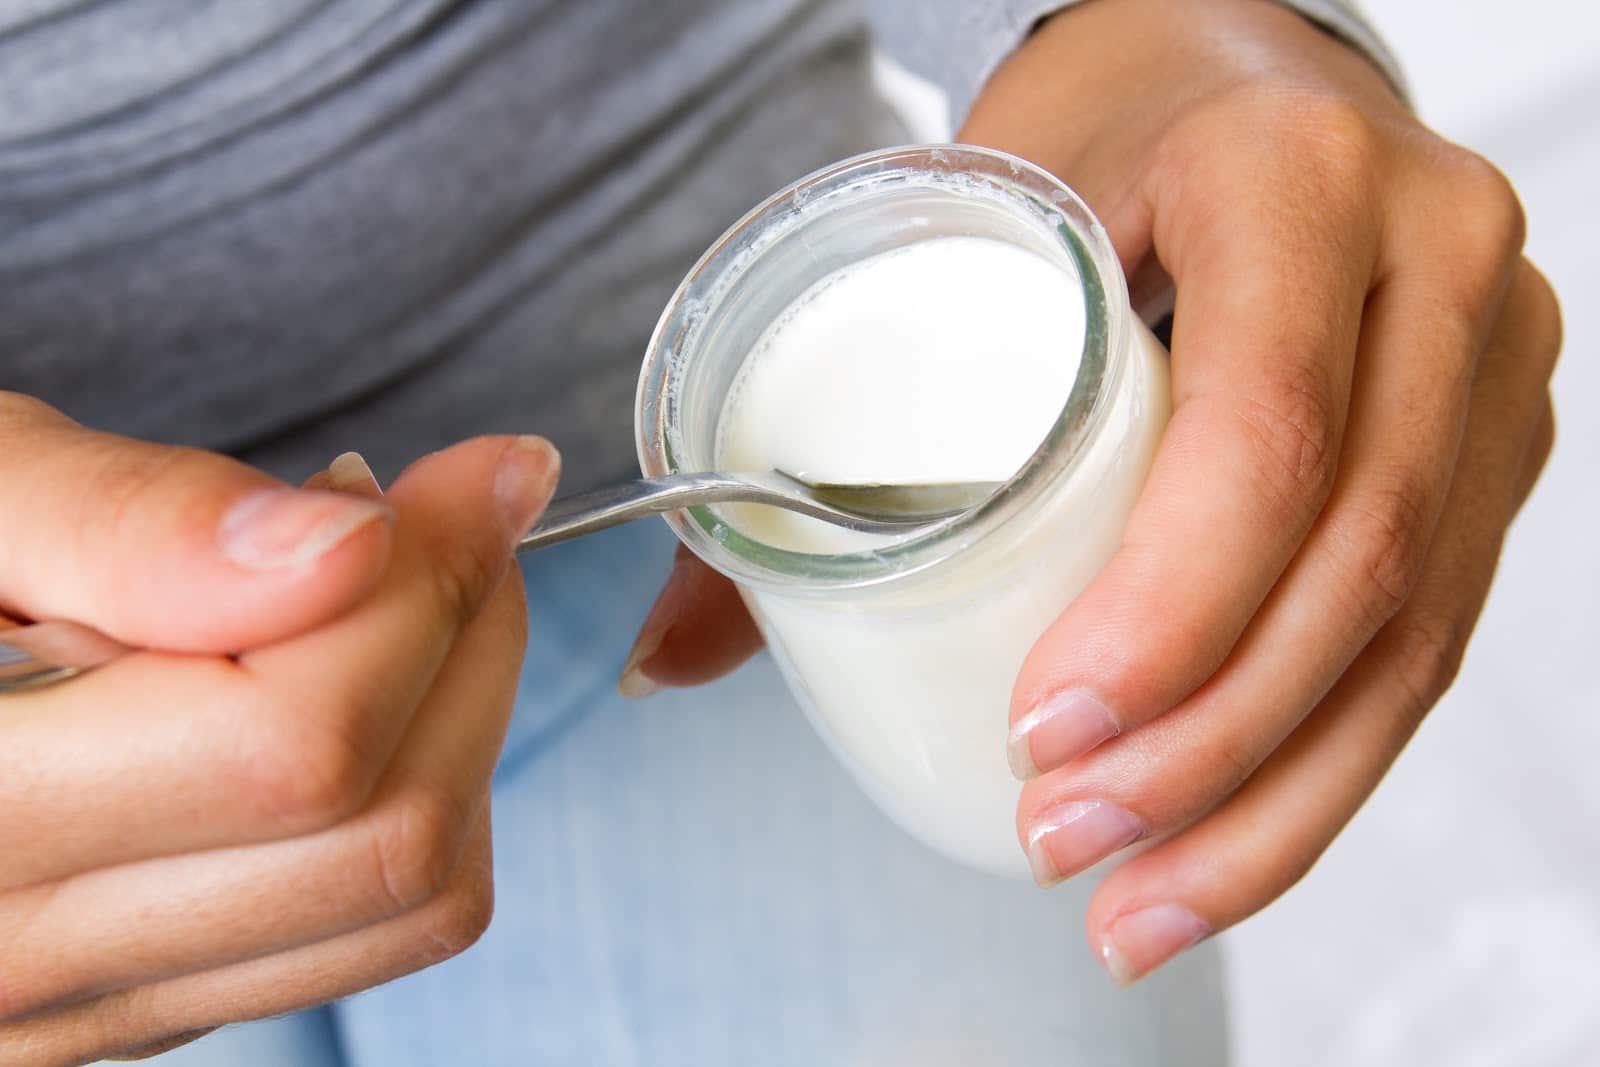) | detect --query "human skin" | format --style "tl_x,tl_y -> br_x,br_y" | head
624,0 -> 1563,986
0,418 -> 559,1063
